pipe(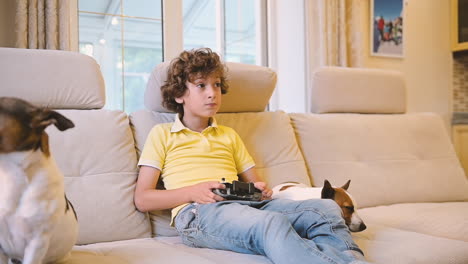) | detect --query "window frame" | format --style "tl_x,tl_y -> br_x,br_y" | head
162,0 -> 268,65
